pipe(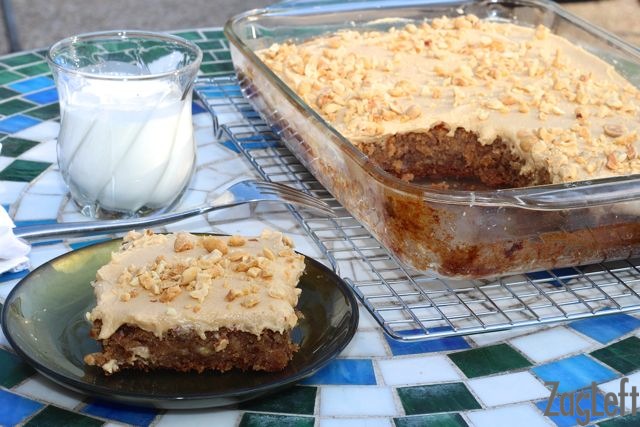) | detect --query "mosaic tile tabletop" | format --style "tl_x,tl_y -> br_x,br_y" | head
2,28 -> 640,427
